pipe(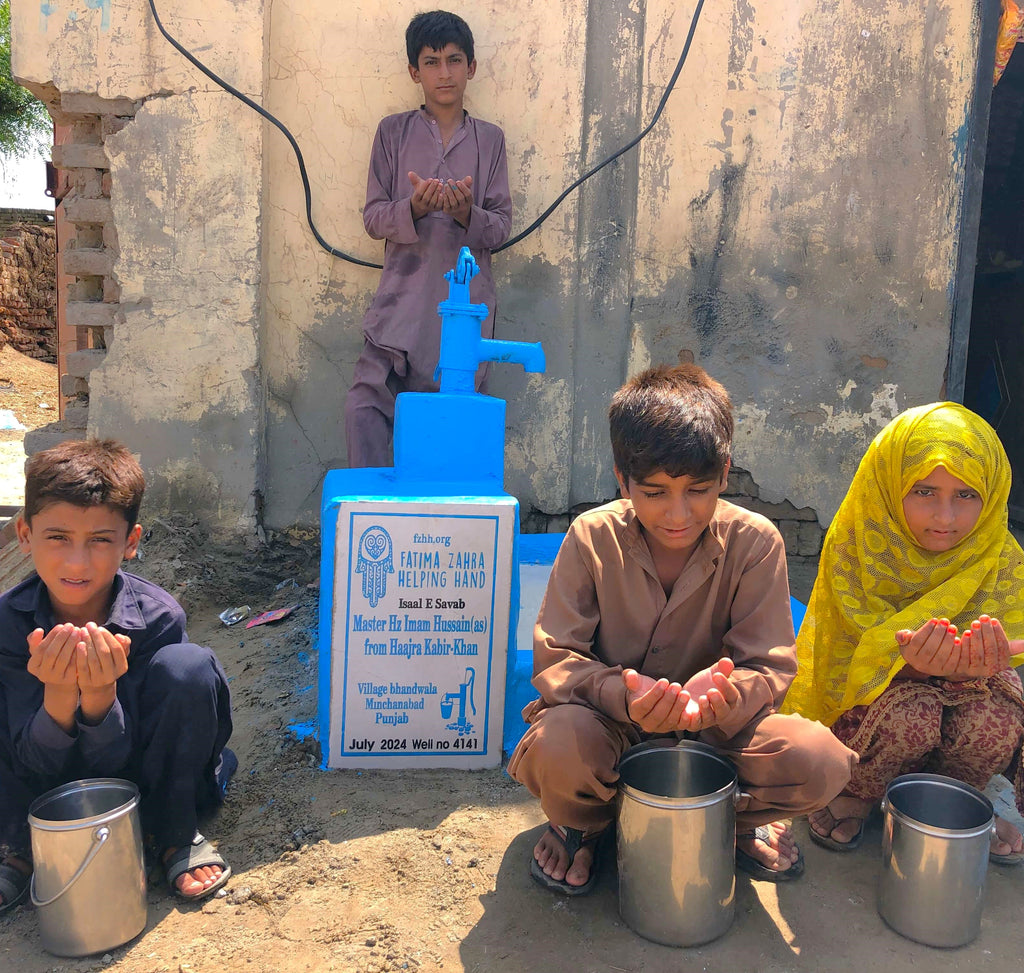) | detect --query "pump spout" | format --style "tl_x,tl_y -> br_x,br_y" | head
478,337 -> 545,374
434,247 -> 546,394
